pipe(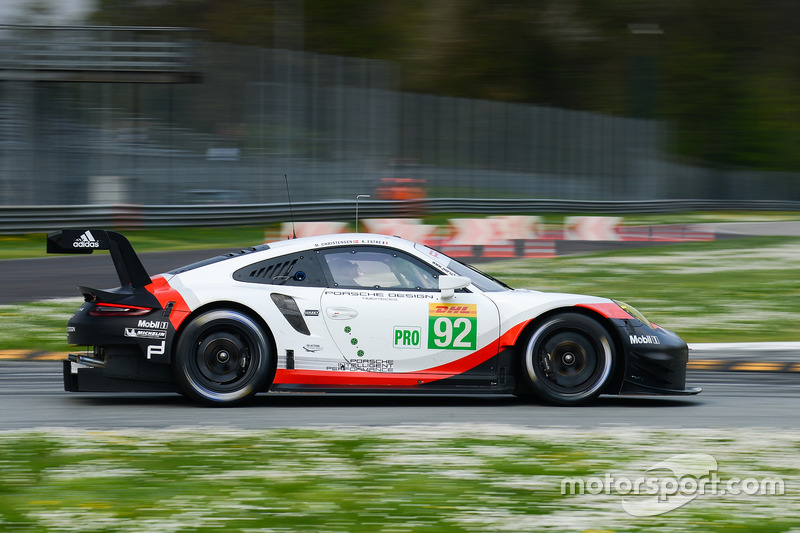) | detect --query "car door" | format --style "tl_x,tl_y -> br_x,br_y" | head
318,245 -> 500,381
231,249 -> 338,373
